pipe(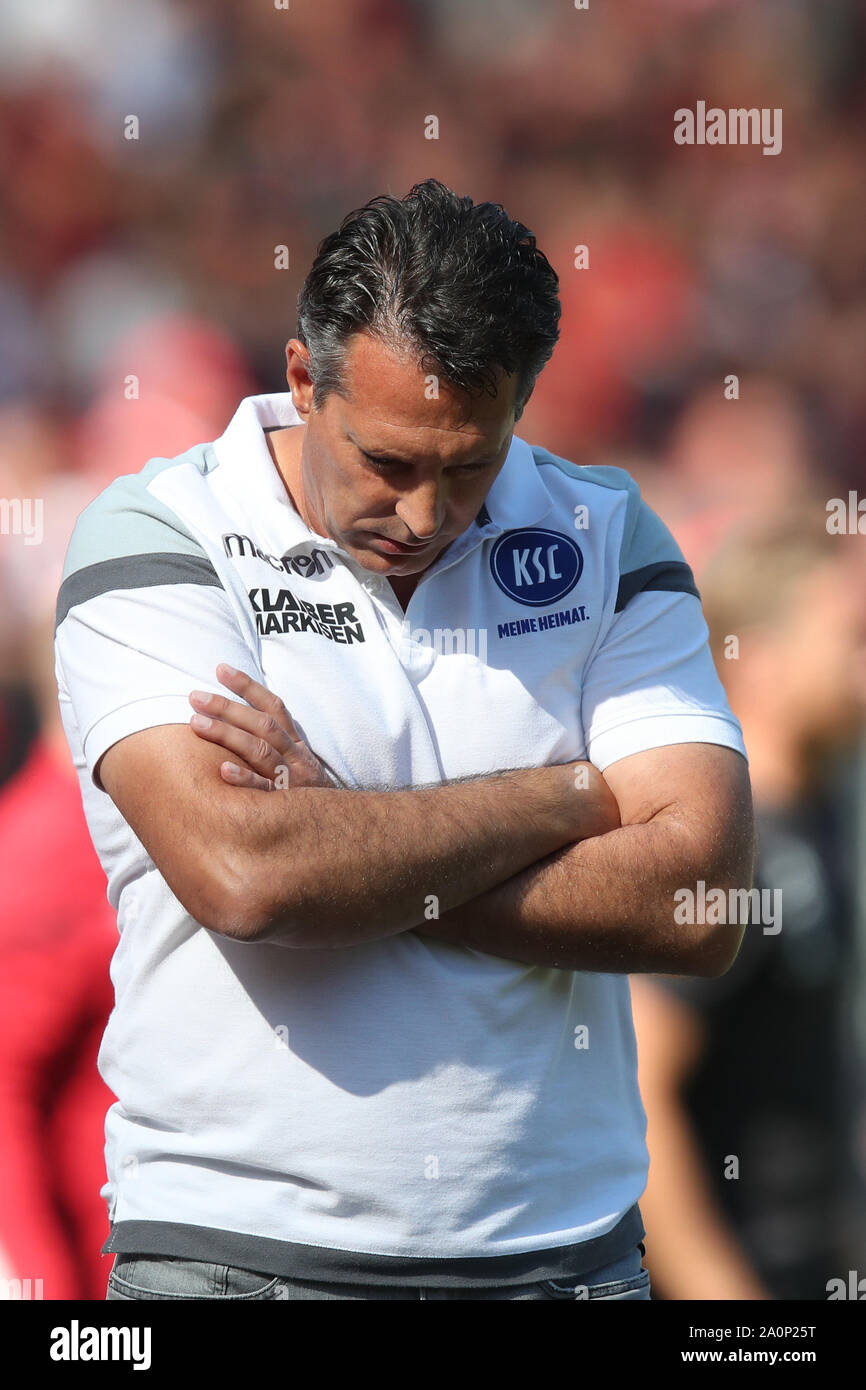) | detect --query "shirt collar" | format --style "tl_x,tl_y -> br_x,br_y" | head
209,392 -> 328,554
210,391 -> 553,555
477,430 -> 553,534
